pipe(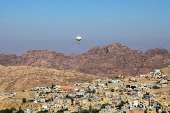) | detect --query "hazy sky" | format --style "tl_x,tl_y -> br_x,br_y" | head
0,0 -> 170,56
